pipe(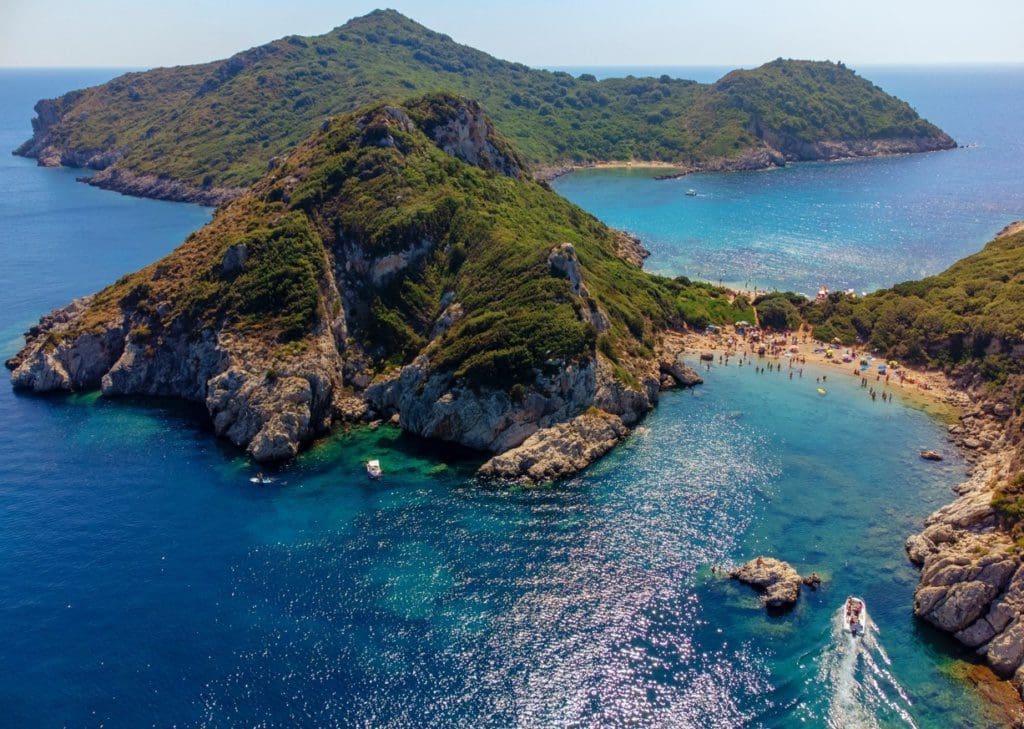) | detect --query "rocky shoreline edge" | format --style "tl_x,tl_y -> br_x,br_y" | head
16,134 -> 955,206
906,388 -> 1024,707
6,302 -> 704,484
533,134 -> 956,183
